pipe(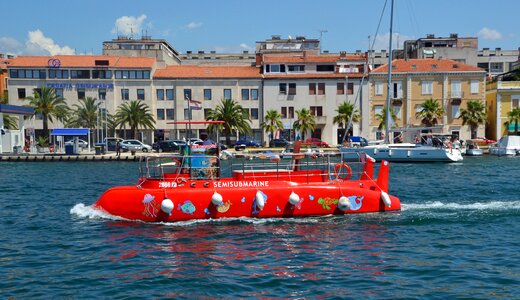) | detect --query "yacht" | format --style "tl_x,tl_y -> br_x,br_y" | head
341,142 -> 463,162
489,136 -> 520,156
